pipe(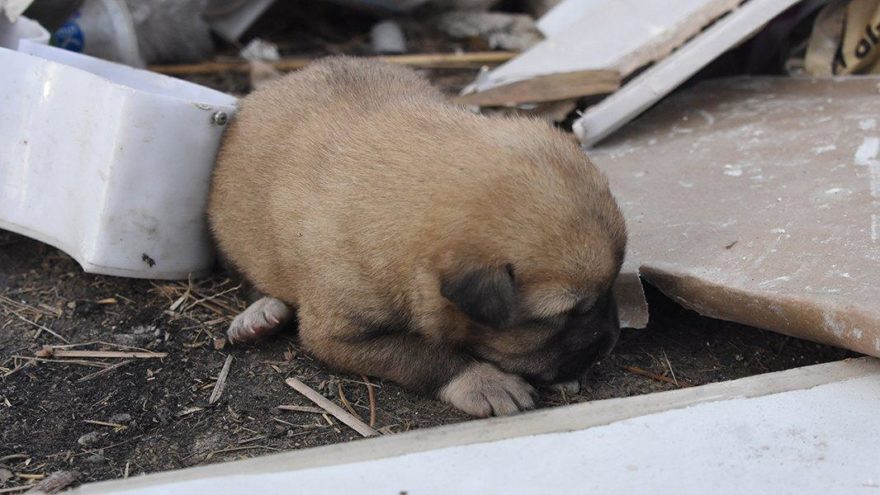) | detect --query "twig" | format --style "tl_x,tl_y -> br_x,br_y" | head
11,356 -> 109,368
0,295 -> 57,317
183,286 -> 241,313
35,348 -> 166,359
285,377 -> 378,437
662,349 -> 679,386
0,485 -> 35,494
1,361 -> 34,378
49,341 -> 154,353
624,366 -> 691,388
149,51 -> 517,76
336,383 -> 363,421
169,276 -> 192,311
361,375 -> 377,428
83,420 -> 125,428
209,355 -> 233,405
276,405 -> 324,414
76,360 -> 133,383
13,474 -> 43,481
13,314 -> 68,343
205,445 -> 278,460
176,407 -> 203,418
